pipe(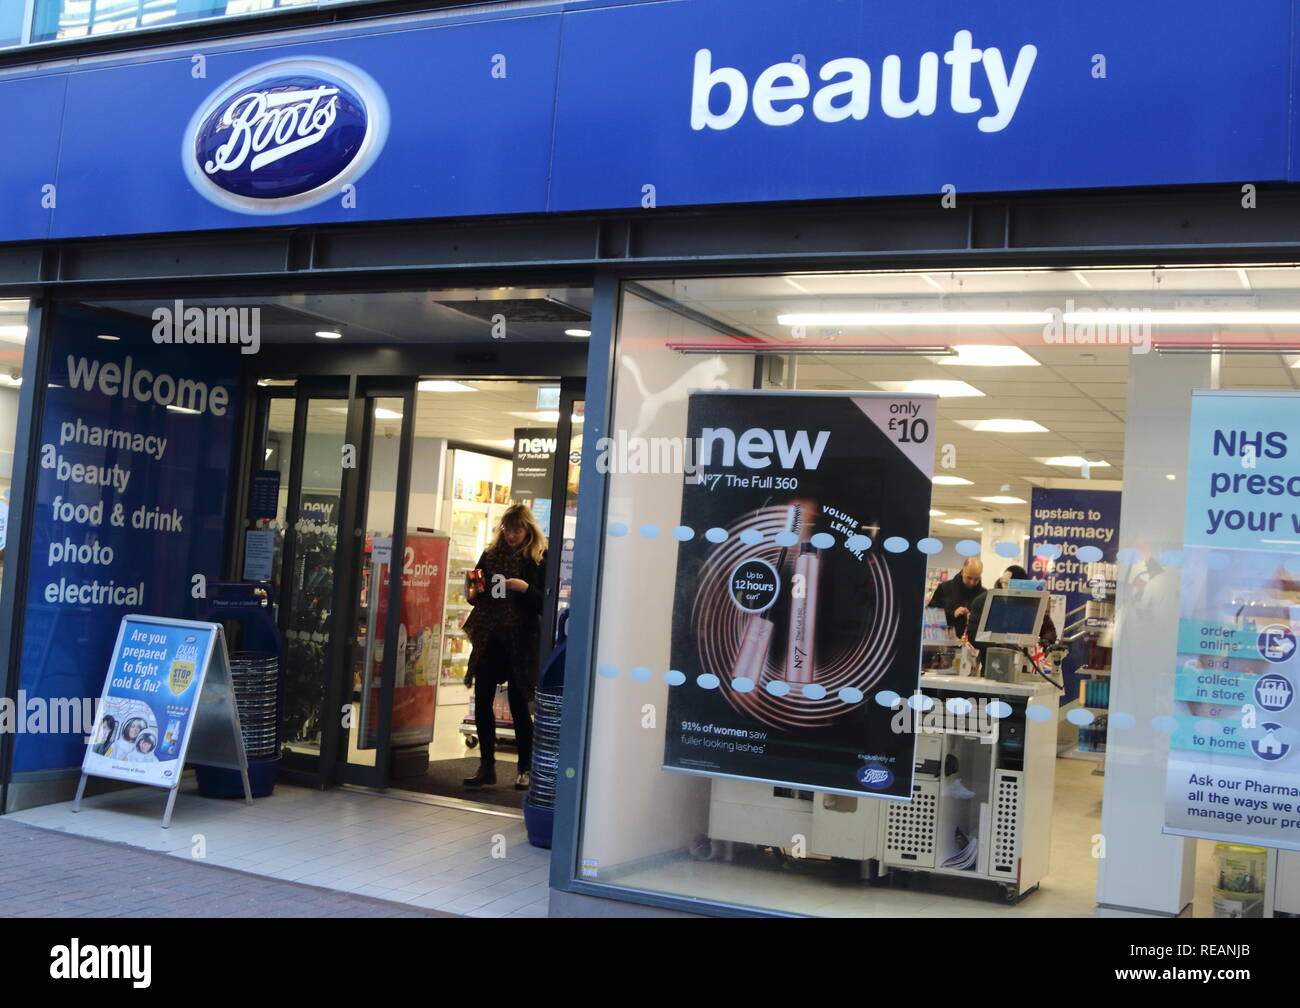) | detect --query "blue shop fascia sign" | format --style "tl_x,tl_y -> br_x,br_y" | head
0,0 -> 1295,242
